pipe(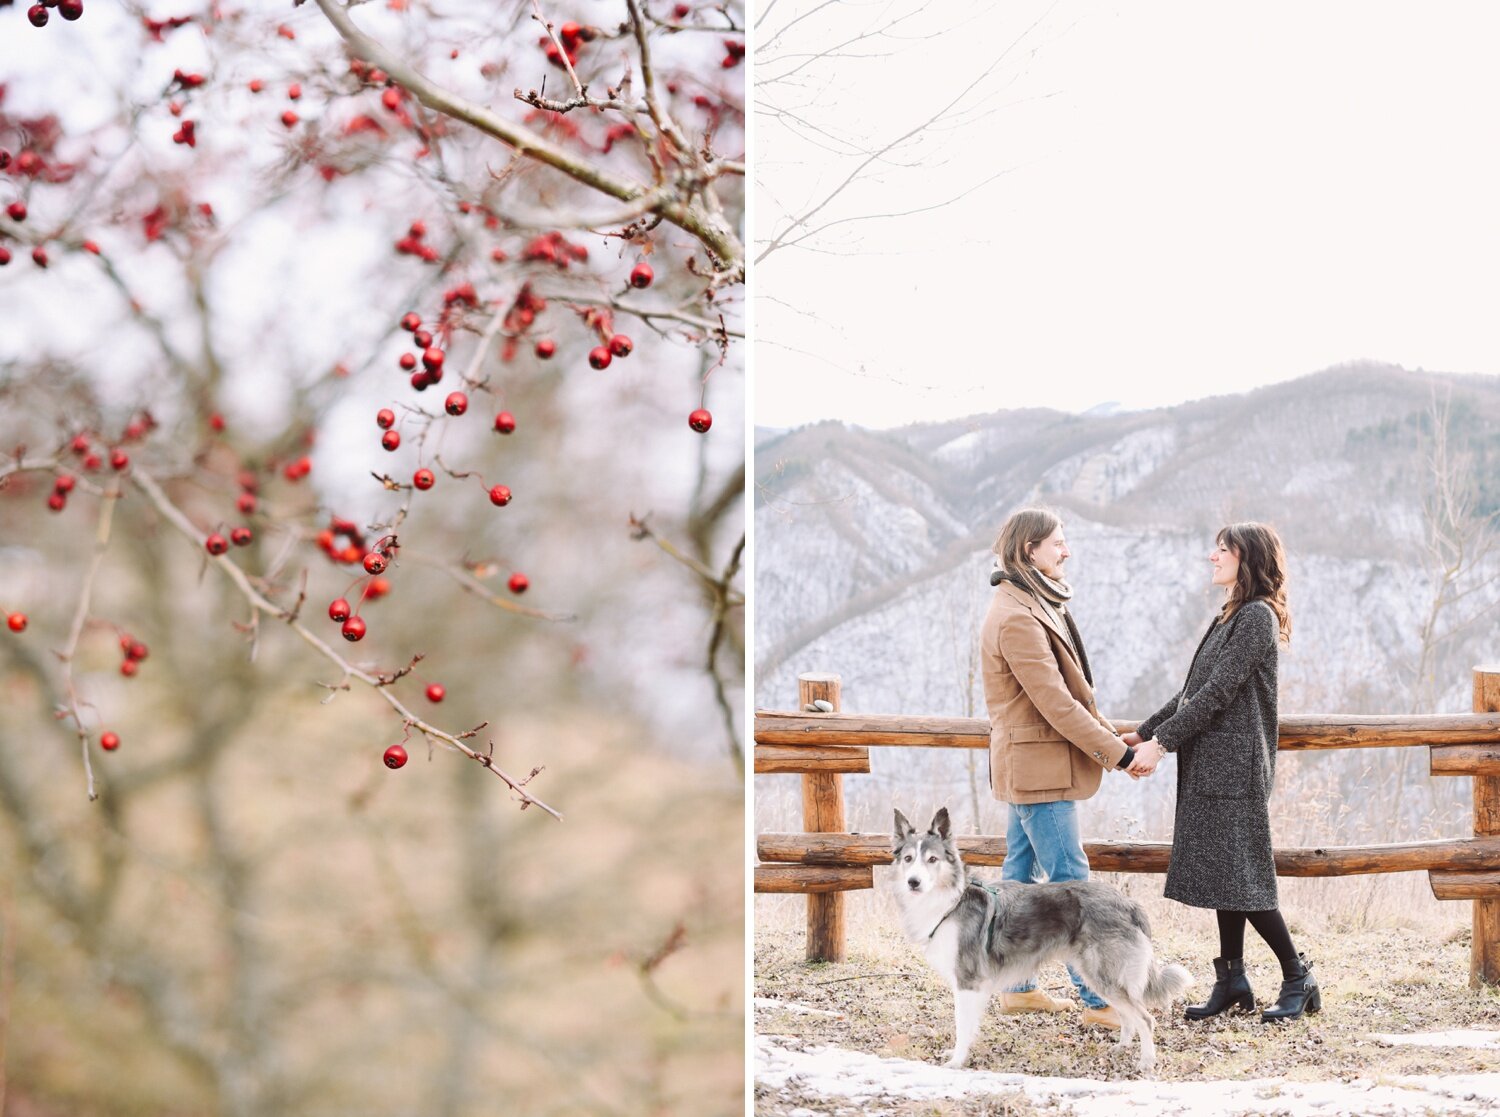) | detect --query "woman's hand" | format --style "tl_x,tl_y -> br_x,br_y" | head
1128,738 -> 1164,777
1121,731 -> 1143,747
